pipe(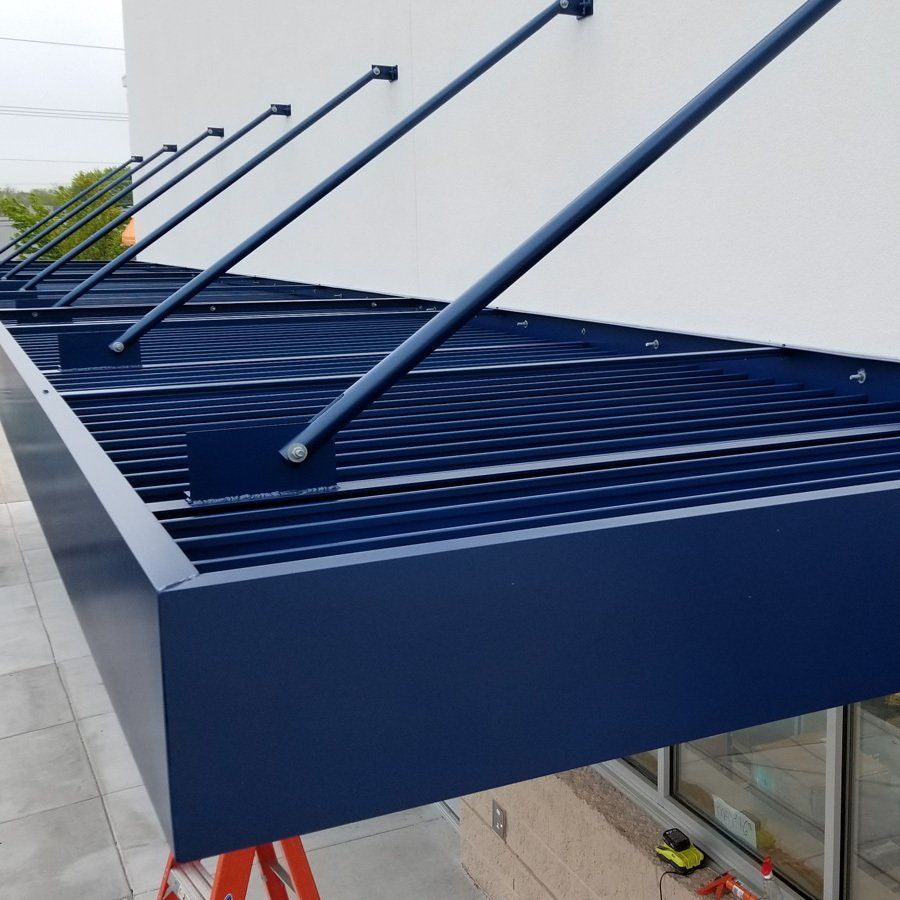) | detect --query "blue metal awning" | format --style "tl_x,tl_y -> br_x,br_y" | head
1,263 -> 898,859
